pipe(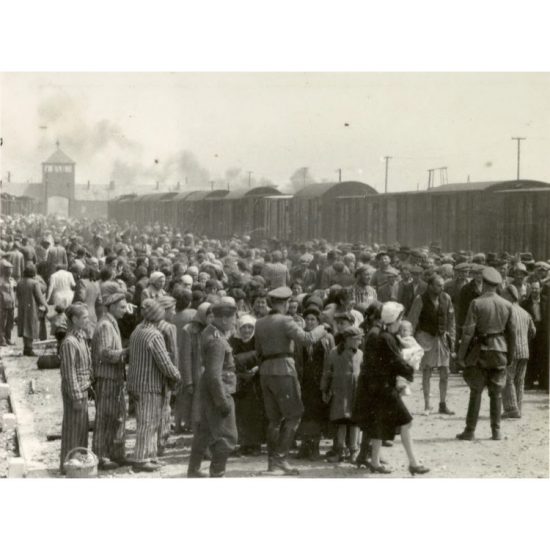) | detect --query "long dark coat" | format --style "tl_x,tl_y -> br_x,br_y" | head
229,335 -> 266,447
16,277 -> 48,339
295,333 -> 334,439
355,327 -> 414,440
